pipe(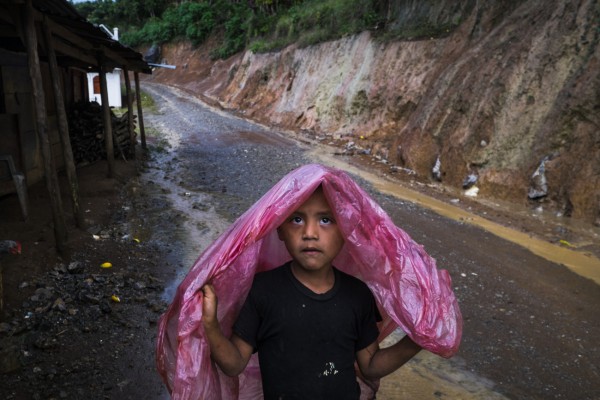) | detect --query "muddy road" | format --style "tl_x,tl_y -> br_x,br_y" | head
139,82 -> 599,400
